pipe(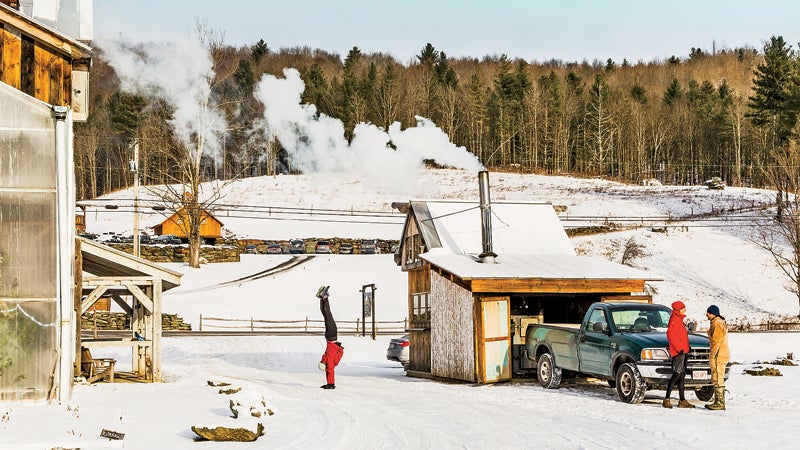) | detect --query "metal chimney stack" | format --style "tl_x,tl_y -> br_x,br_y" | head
478,170 -> 497,264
